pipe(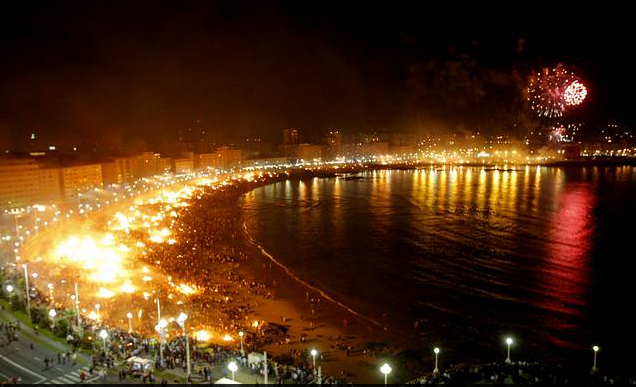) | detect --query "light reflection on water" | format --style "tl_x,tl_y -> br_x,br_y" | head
241,166 -> 636,369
